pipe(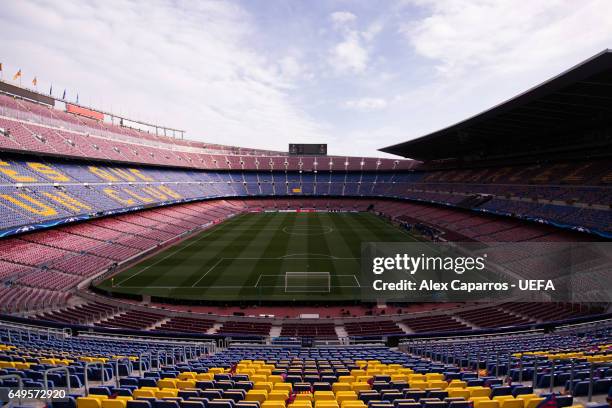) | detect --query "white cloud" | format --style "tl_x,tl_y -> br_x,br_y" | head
3,0 -> 612,159
330,11 -> 357,26
0,0 -> 327,152
400,0 -> 612,79
328,10 -> 383,75
344,97 -> 388,111
329,32 -> 370,74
